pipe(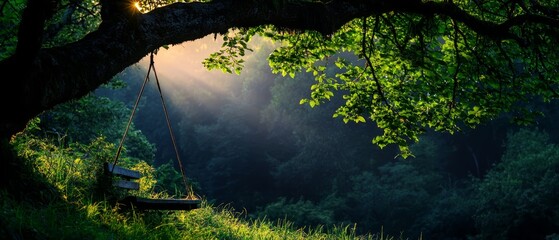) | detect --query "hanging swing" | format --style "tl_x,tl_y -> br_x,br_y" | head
106,51 -> 201,211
